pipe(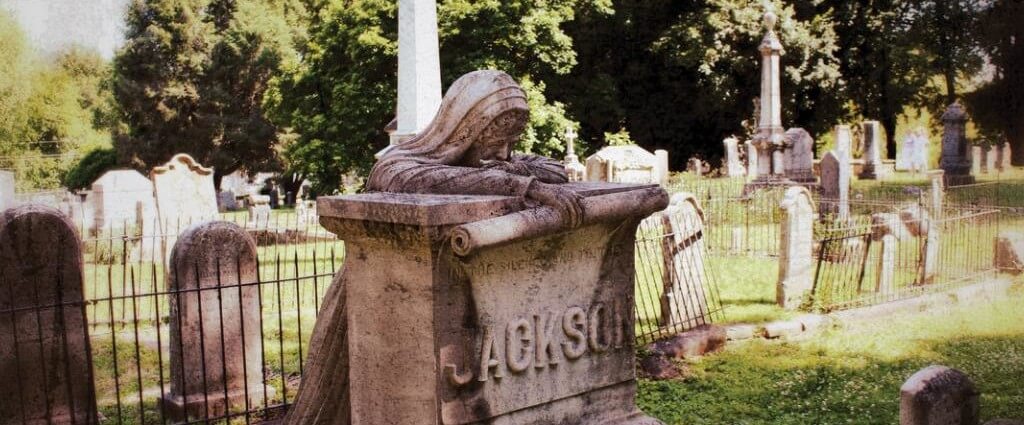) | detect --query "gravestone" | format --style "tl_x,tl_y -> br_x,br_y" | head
296,199 -> 317,226
659,193 -> 710,329
835,125 -> 853,159
900,365 -> 979,425
217,191 -> 239,212
586,145 -> 660,184
750,7 -> 786,182
161,222 -> 273,420
746,140 -> 759,180
723,137 -> 745,177
0,171 -> 13,212
972,145 -> 983,175
778,186 -> 815,309
819,151 -> 849,220
1001,142 -> 1012,170
90,170 -> 156,231
655,150 -> 670,185
871,214 -> 898,294
783,128 -> 816,183
859,121 -> 885,180
940,103 -> 974,185
986,145 -> 998,174
152,154 -> 219,264
0,205 -> 98,424
247,193 -> 271,228
896,134 -> 915,171
913,133 -> 931,173
687,158 -> 704,178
